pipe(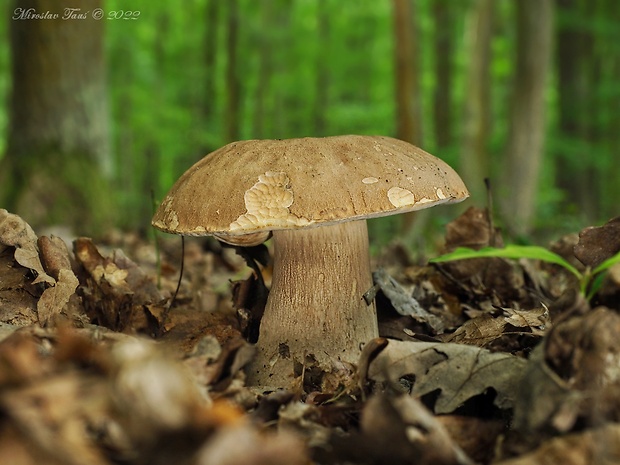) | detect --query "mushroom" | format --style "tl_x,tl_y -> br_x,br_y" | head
152,135 -> 469,387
